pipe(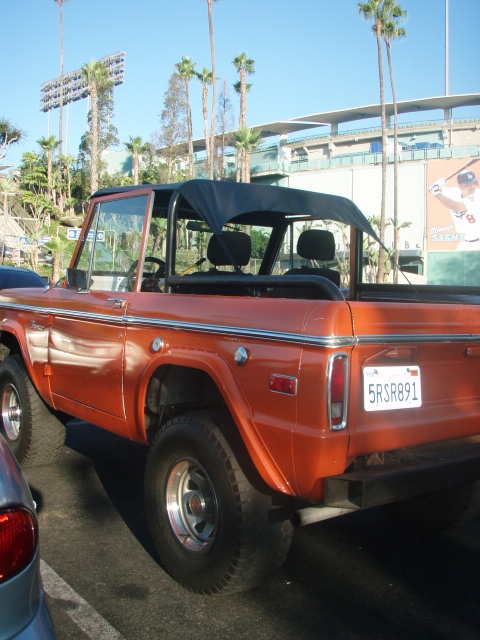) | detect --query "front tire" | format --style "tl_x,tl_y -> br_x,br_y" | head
0,355 -> 66,466
145,411 -> 293,595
